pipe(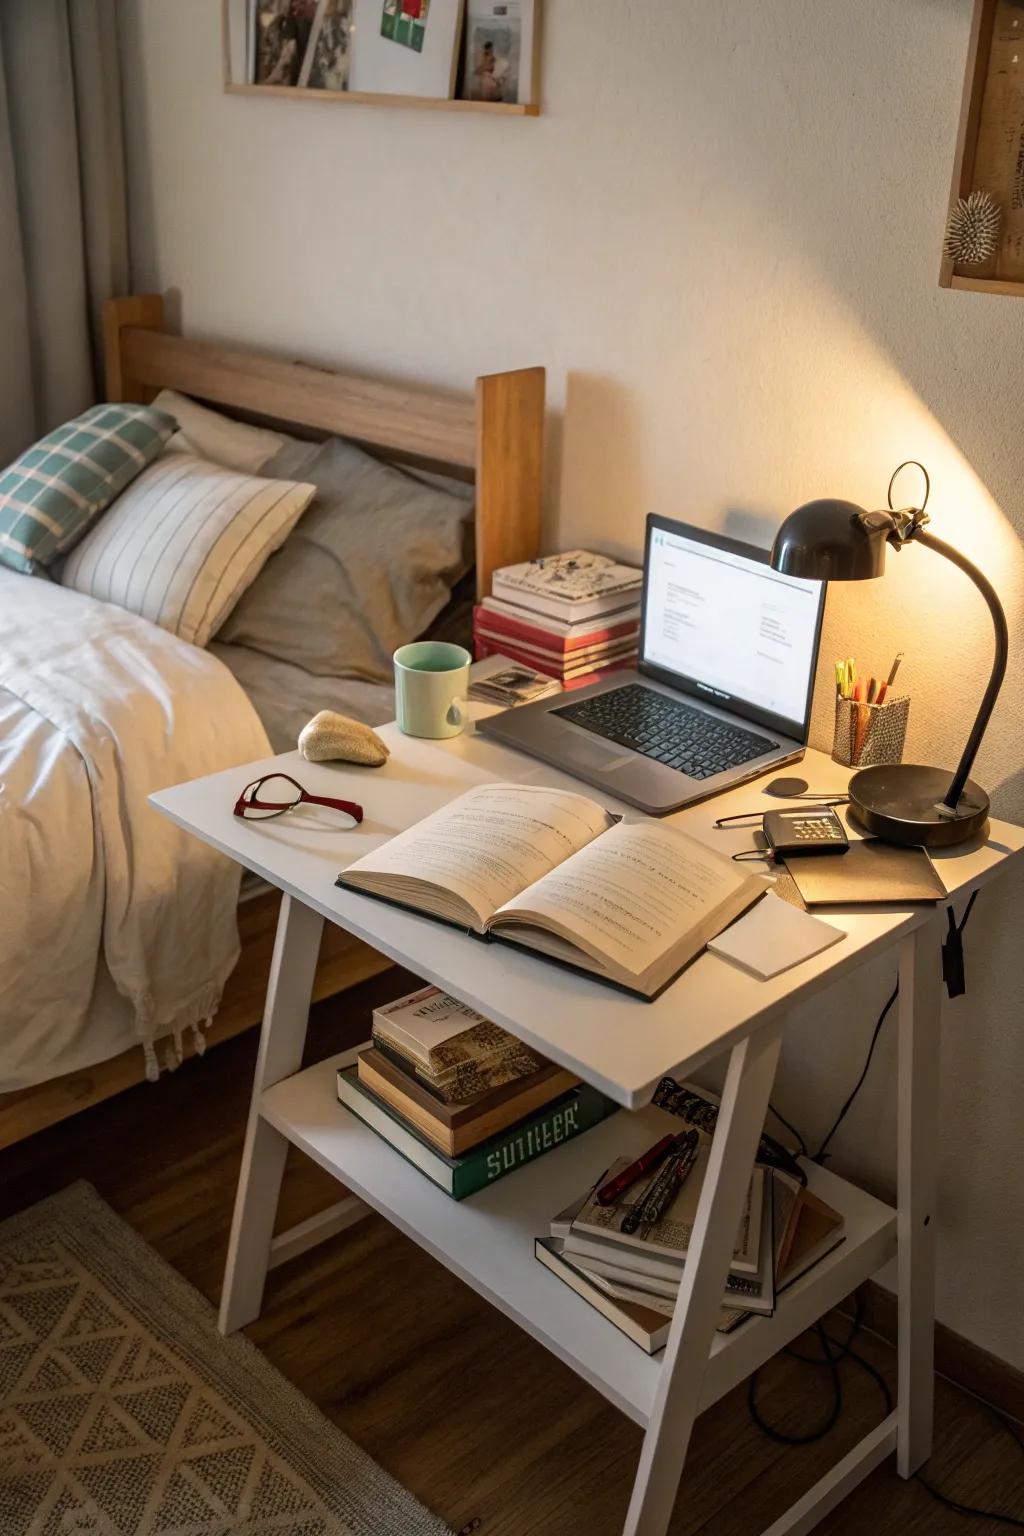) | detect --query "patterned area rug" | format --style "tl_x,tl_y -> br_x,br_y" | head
0,1182 -> 452,1535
